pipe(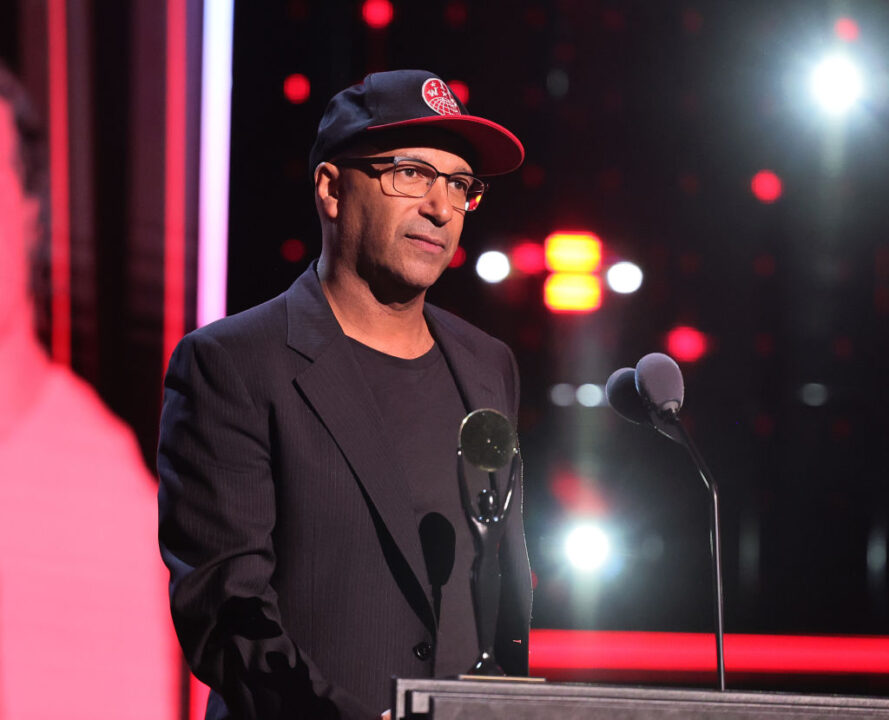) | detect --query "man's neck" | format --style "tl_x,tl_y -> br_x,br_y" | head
0,317 -> 52,440
318,262 -> 435,359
